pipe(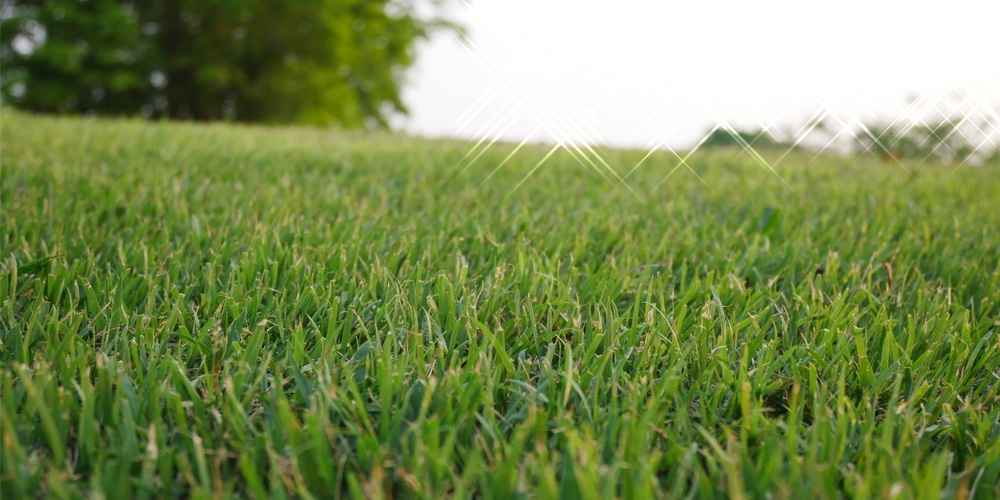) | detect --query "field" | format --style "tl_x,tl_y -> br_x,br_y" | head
2,108 -> 999,498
